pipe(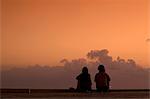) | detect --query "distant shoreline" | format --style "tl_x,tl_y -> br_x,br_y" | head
1,89 -> 149,98
1,88 -> 150,93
